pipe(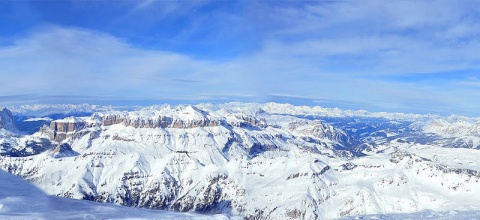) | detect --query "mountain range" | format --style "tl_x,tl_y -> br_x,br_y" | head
1,103 -> 480,219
